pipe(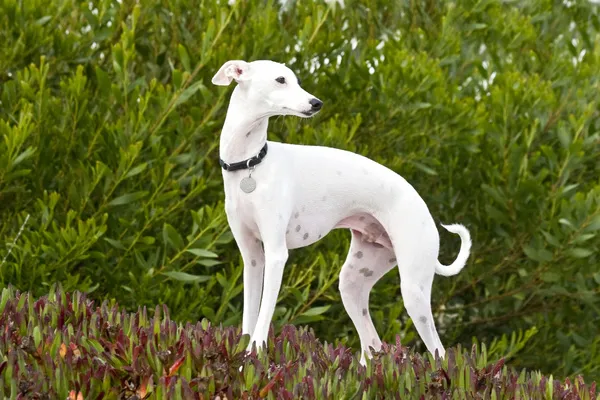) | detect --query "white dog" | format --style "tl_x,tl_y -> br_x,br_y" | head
212,59 -> 471,364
